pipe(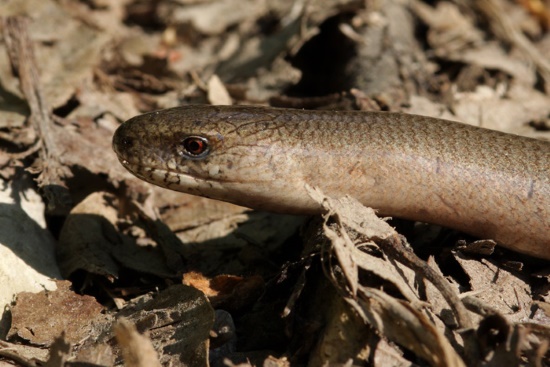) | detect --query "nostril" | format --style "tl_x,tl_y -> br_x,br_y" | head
120,136 -> 134,148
